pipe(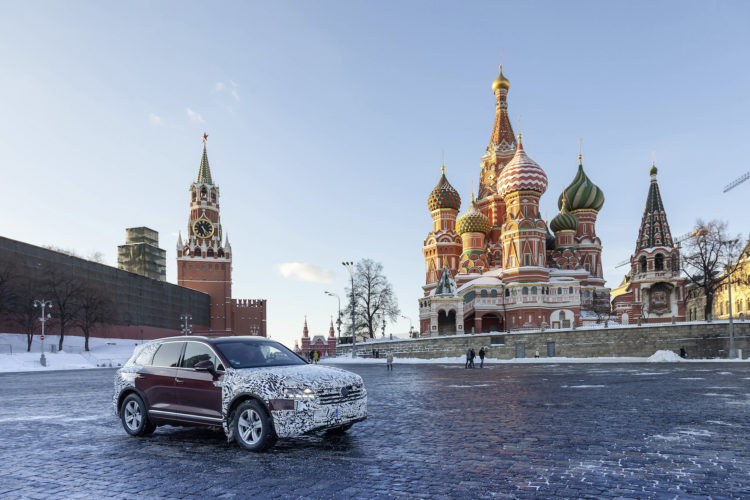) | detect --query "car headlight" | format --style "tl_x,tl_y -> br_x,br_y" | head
284,387 -> 316,399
